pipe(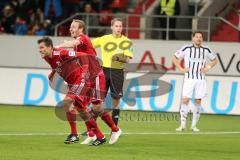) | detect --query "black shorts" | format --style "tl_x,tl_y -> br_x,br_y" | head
103,67 -> 124,99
